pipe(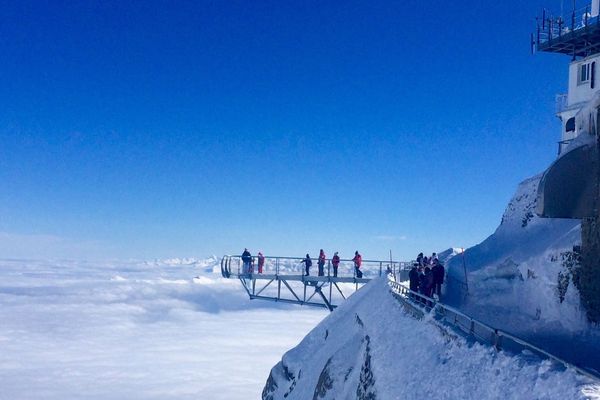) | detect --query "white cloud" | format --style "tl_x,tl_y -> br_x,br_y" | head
0,258 -> 325,399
